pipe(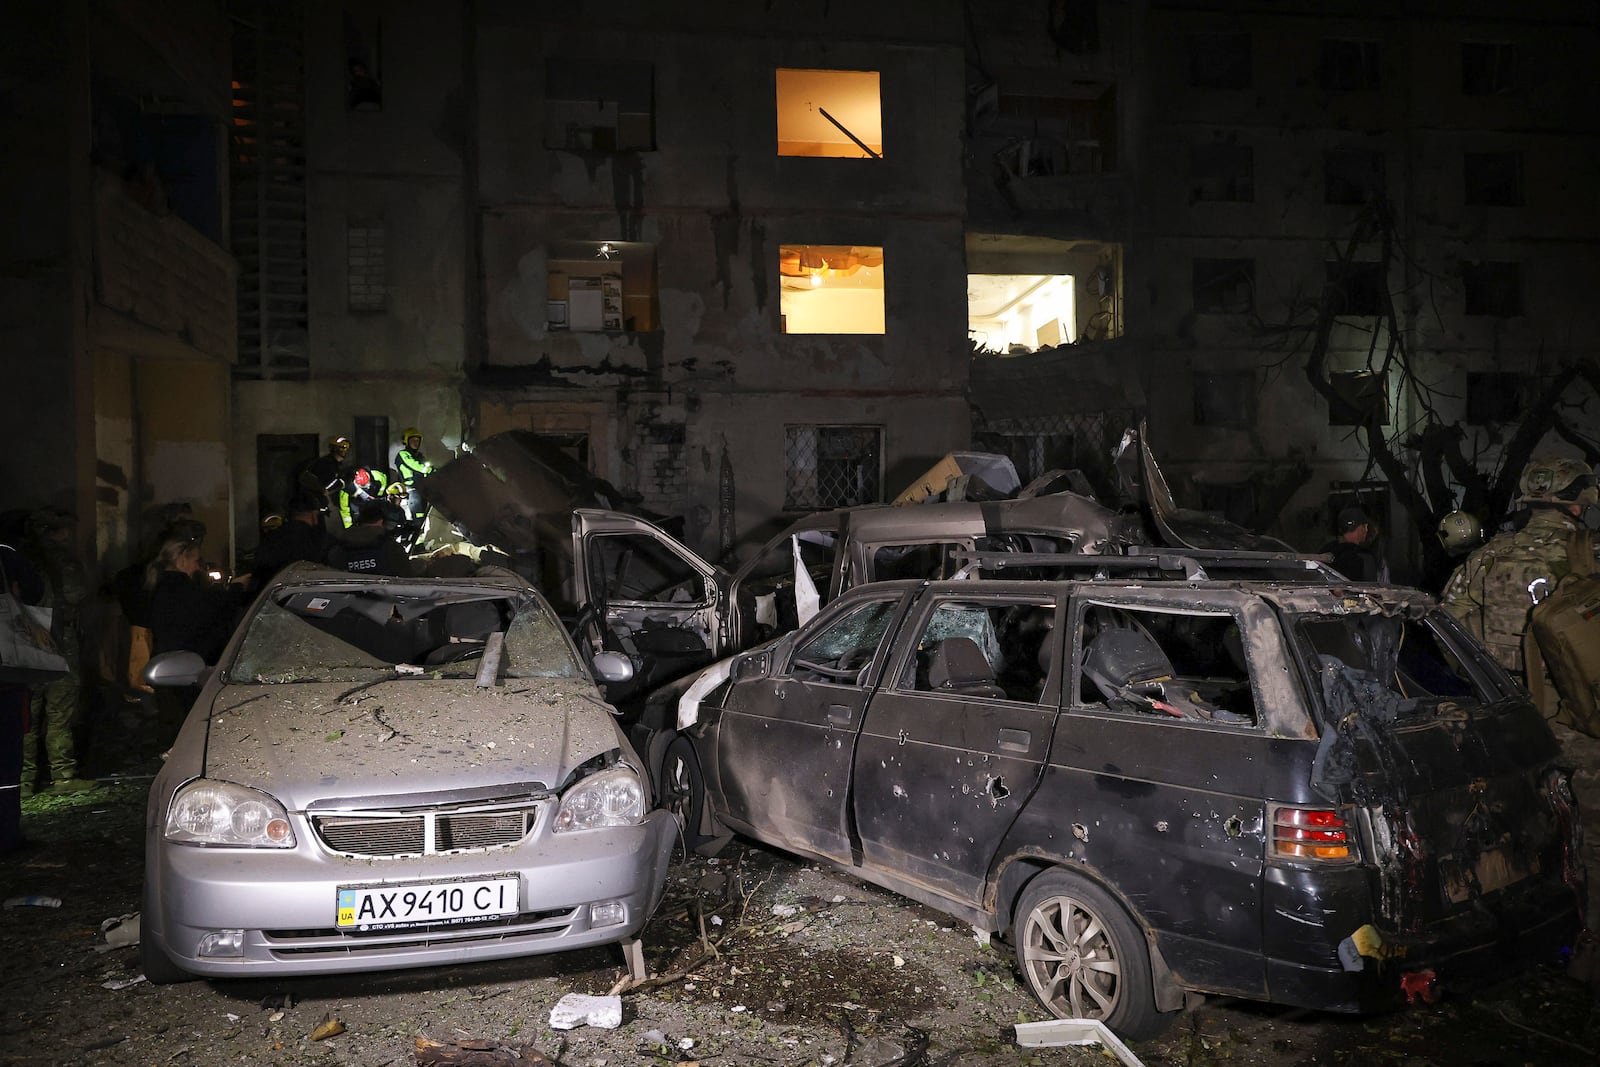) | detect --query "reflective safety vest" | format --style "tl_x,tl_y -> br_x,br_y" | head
396,446 -> 433,487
